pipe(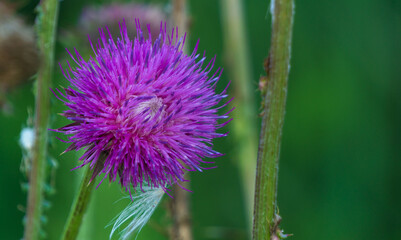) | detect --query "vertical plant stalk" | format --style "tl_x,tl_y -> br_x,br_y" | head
75,150 -> 95,240
170,1 -> 192,240
61,166 -> 95,240
169,185 -> 192,240
220,0 -> 258,231
172,0 -> 188,51
253,0 -> 294,239
23,0 -> 59,239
